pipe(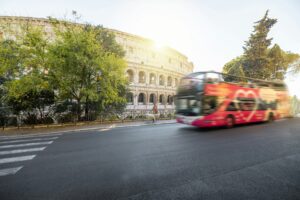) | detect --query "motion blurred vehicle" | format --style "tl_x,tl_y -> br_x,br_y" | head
175,71 -> 291,128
